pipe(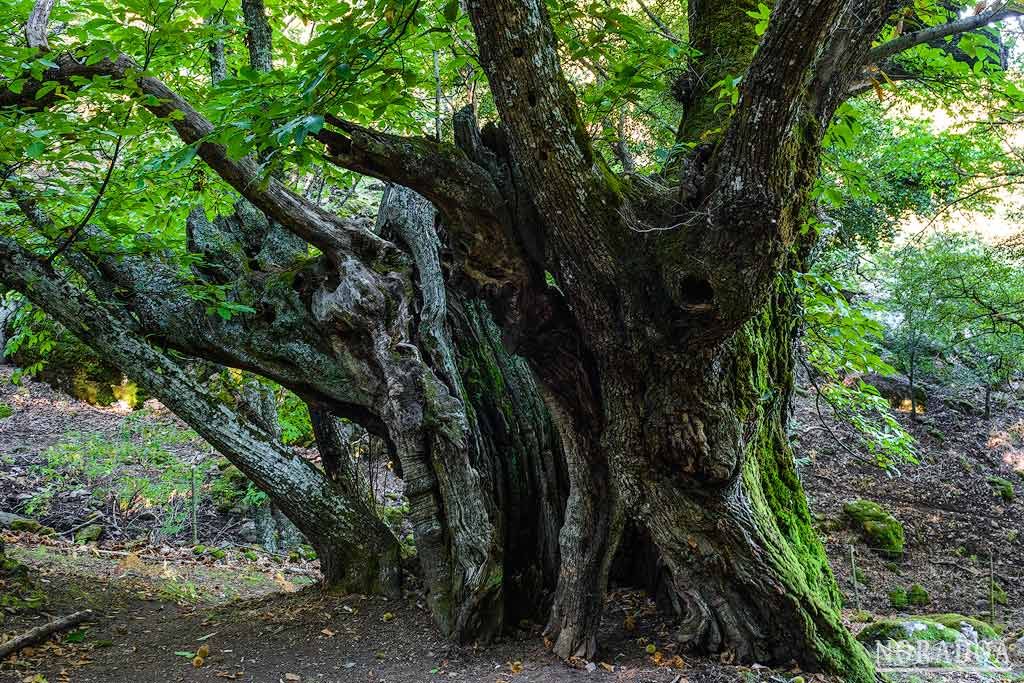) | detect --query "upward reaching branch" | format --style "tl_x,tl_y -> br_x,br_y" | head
869,3 -> 1023,64
465,0 -> 626,293
24,0 -> 55,49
